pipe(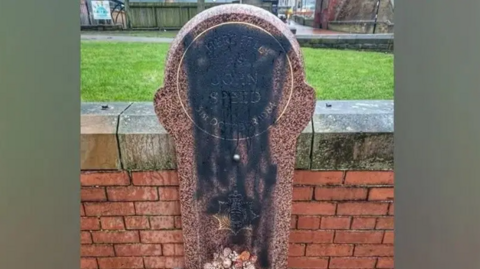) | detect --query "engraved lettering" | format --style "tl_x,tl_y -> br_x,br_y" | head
240,36 -> 254,48
206,41 -> 214,52
243,91 -> 249,104
209,92 -> 219,105
210,118 -> 218,126
207,91 -> 262,105
252,40 -> 261,50
247,73 -> 257,85
214,37 -> 222,48
265,105 -> 273,113
258,46 -> 266,54
185,26 -> 290,139
222,91 -> 229,104
231,92 -> 238,104
266,102 -> 276,110
211,72 -> 258,88
228,33 -> 237,46
201,110 -> 209,121
251,92 -> 261,103
236,55 -> 246,65
205,34 -> 238,55
235,73 -> 244,87
222,74 -> 233,85
211,75 -> 220,86
197,97 -> 276,131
